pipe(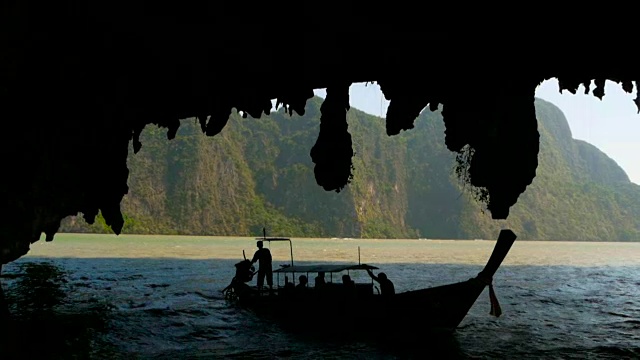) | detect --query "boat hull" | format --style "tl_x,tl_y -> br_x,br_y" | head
232,275 -> 488,337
